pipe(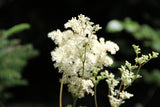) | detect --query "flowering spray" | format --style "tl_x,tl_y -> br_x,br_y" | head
48,14 -> 158,107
